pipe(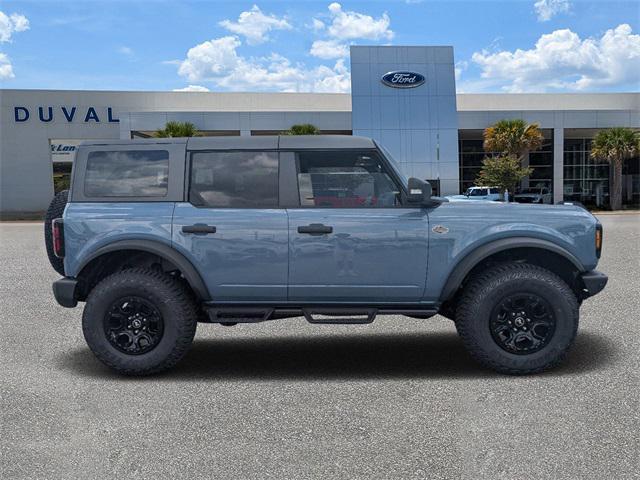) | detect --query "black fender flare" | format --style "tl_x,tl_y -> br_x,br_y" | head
439,237 -> 585,302
77,239 -> 211,301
